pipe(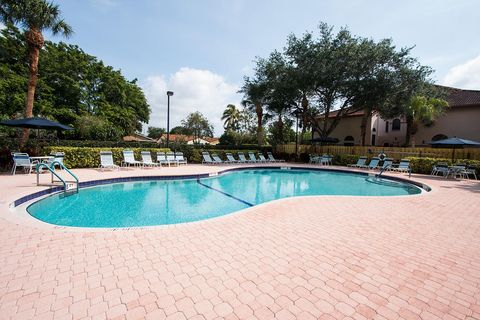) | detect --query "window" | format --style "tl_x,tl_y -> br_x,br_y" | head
432,134 -> 447,141
385,121 -> 389,133
392,119 -> 401,131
